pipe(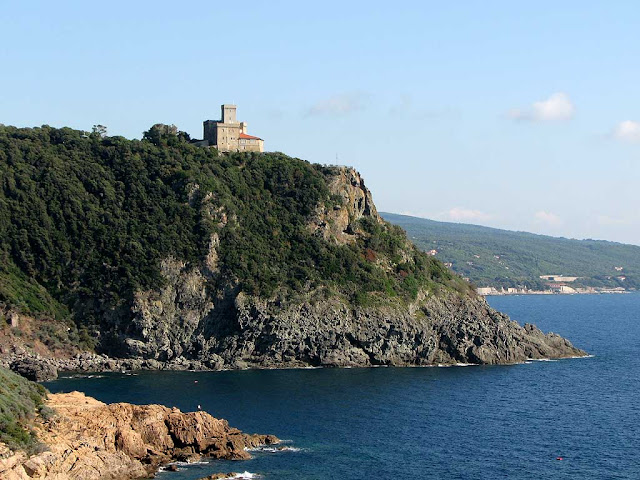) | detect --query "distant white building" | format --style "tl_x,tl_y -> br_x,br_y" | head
476,287 -> 496,296
548,283 -> 577,294
539,275 -> 579,282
